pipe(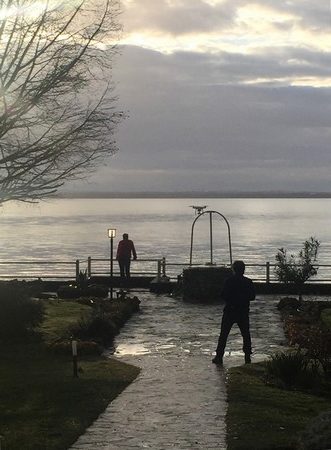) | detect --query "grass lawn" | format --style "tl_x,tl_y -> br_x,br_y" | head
40,299 -> 92,344
321,308 -> 331,329
226,363 -> 331,450
0,299 -> 140,450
